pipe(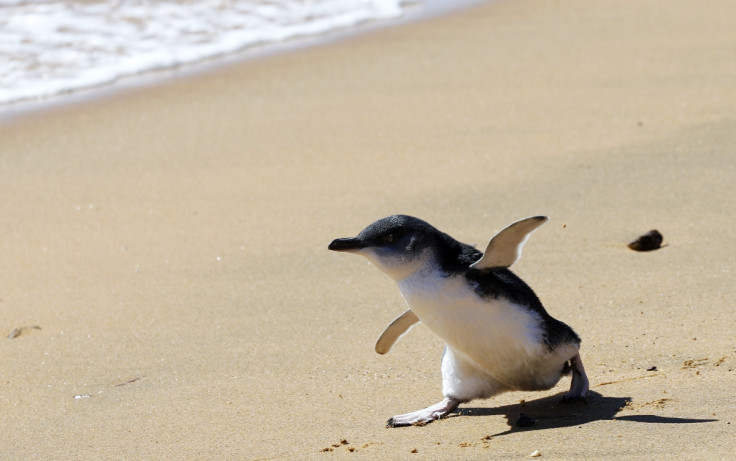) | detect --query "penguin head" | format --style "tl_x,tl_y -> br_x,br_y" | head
328,215 -> 445,281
